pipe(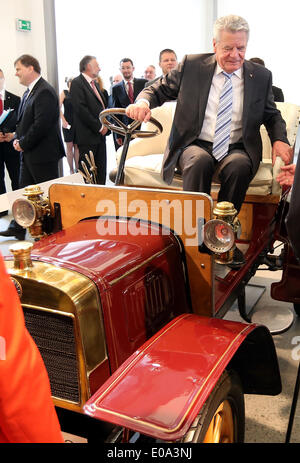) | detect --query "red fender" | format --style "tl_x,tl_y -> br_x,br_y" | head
84,314 -> 281,441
